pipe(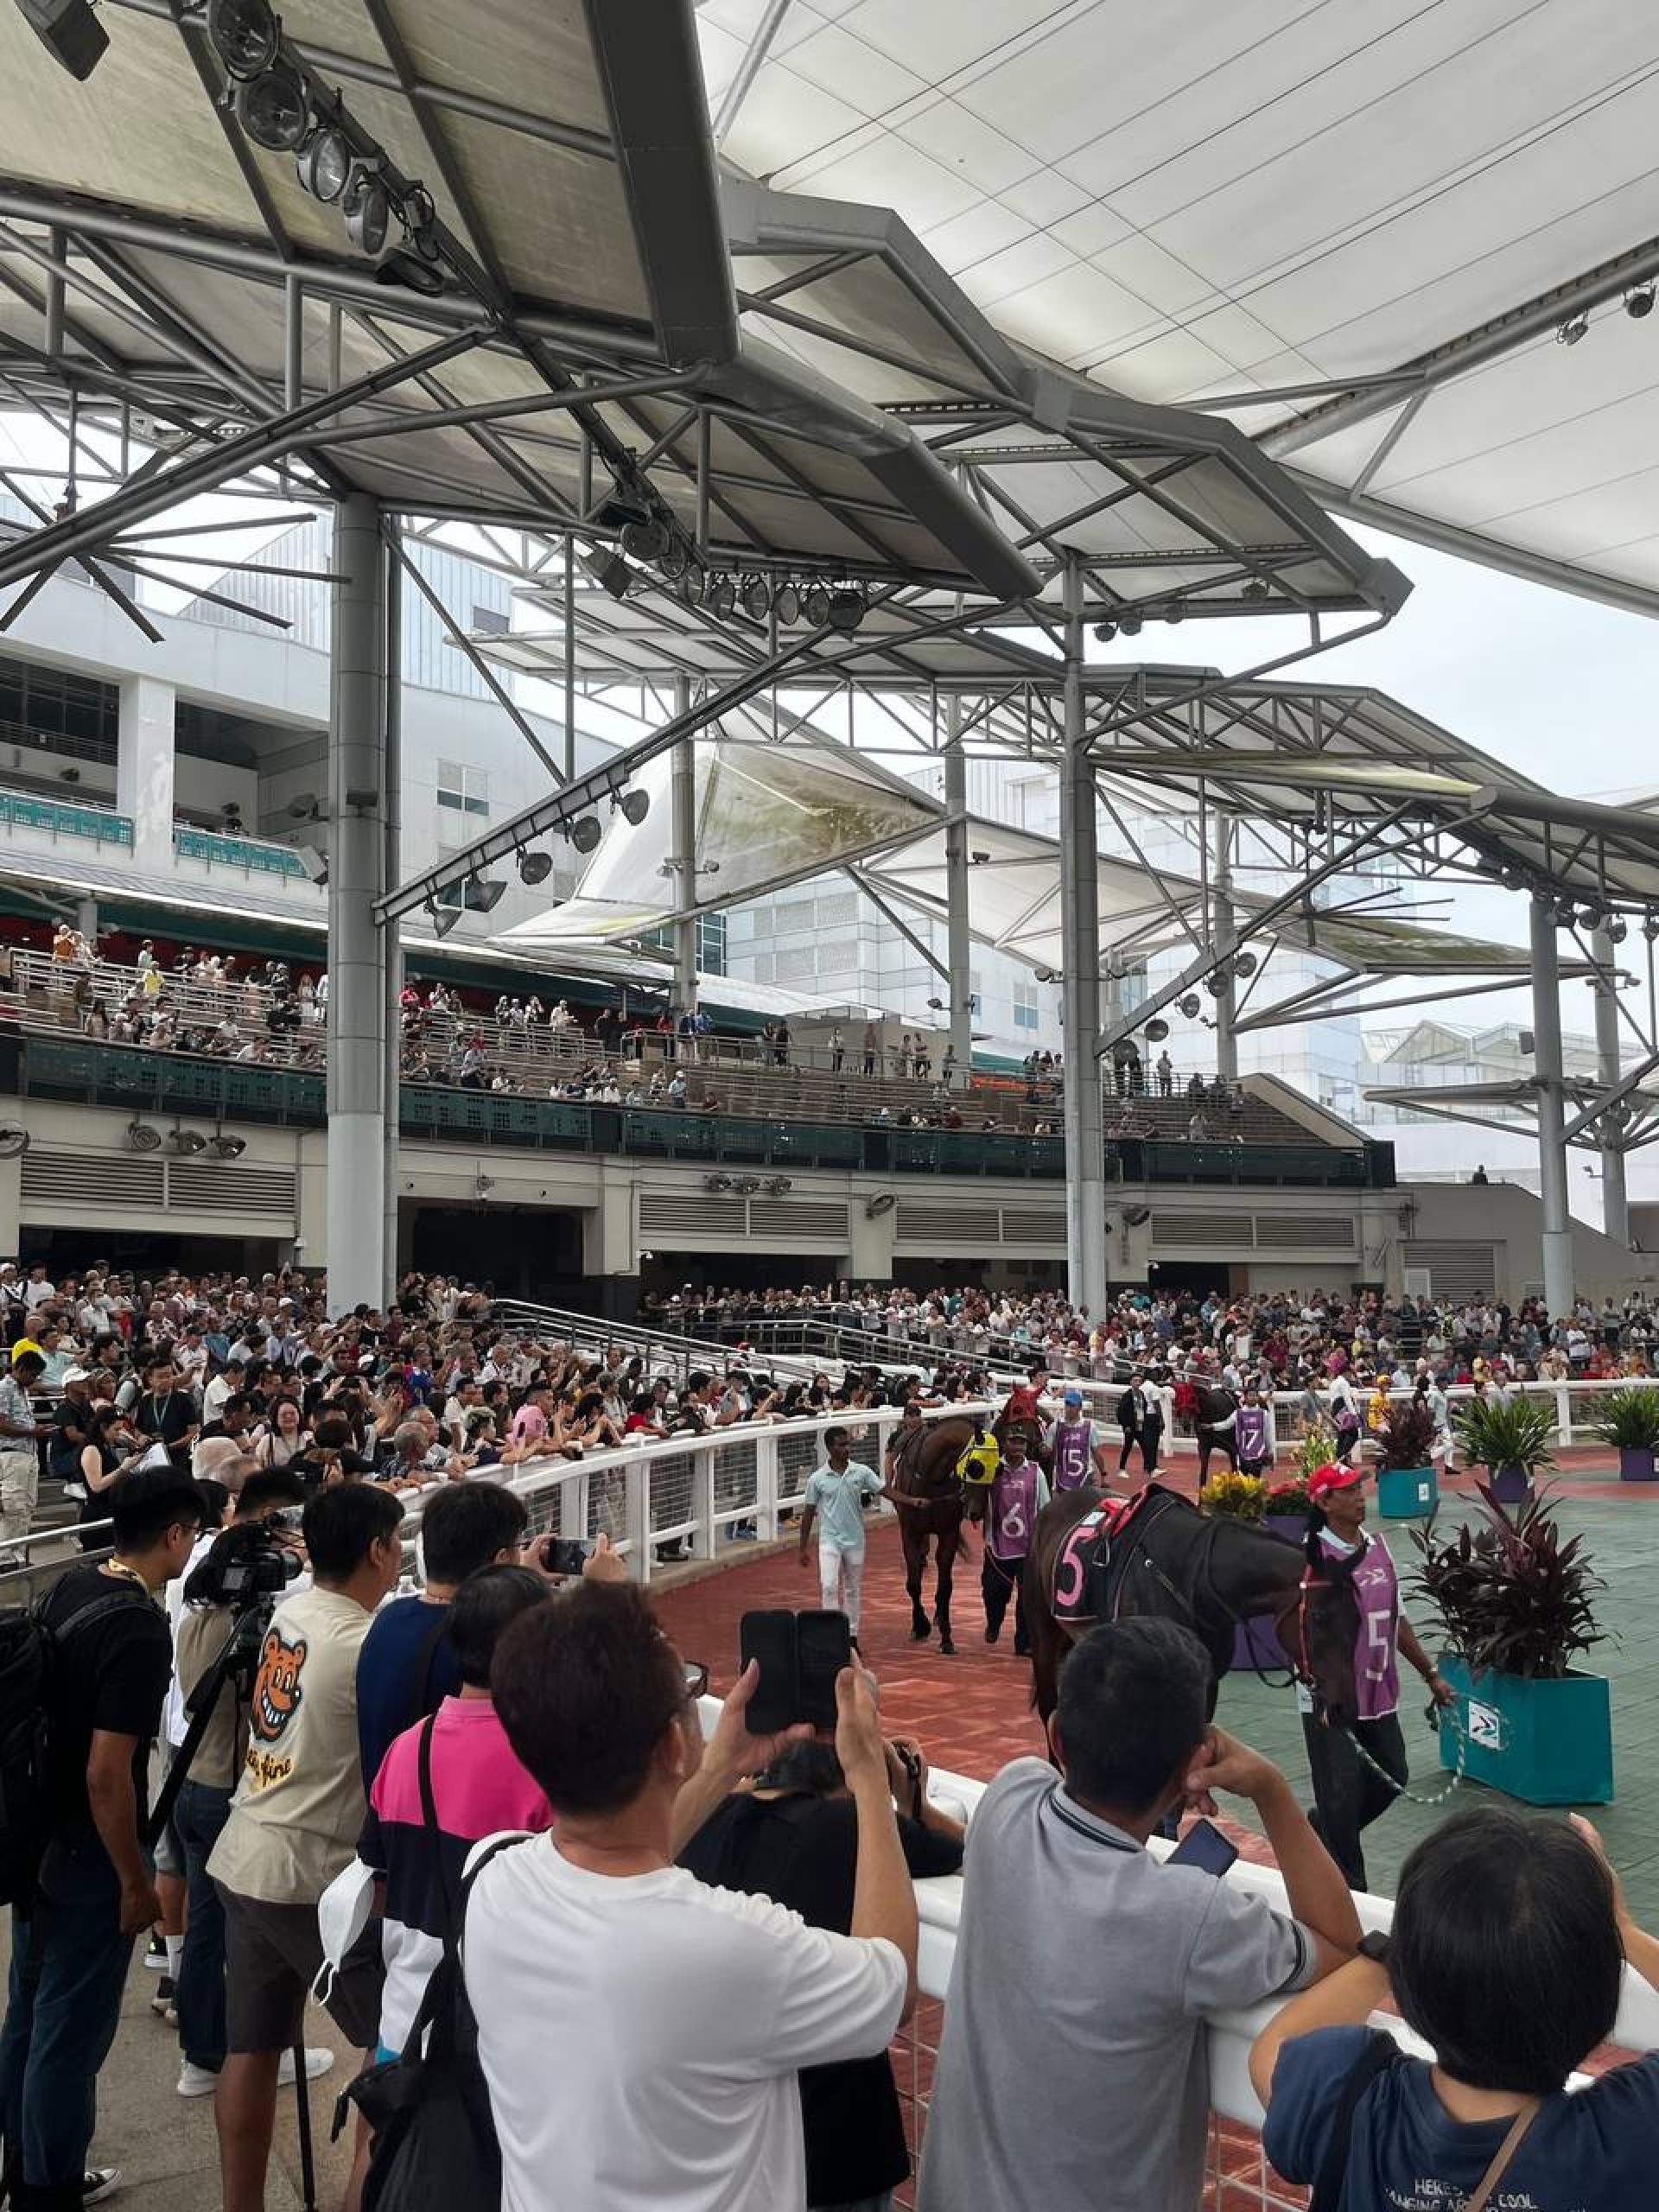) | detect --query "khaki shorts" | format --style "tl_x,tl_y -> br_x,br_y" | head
217,1885 -> 383,2054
